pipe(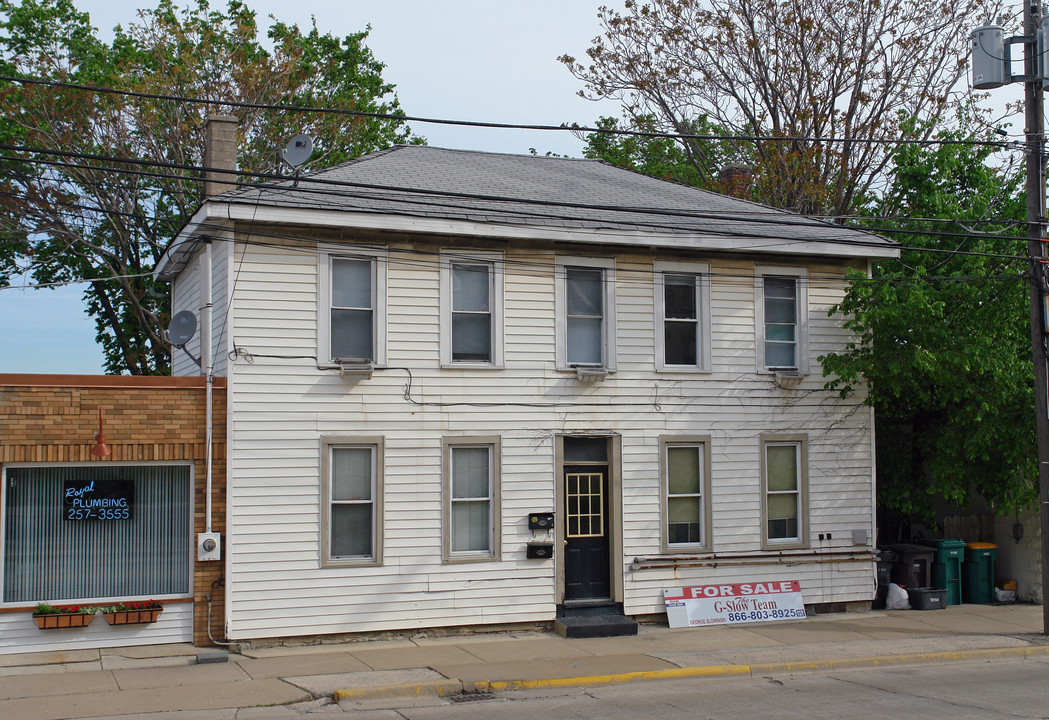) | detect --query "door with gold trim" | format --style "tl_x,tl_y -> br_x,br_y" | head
563,465 -> 611,600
